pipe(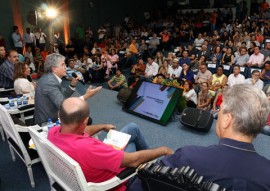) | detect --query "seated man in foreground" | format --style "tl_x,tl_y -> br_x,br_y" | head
161,84 -> 270,190
48,97 -> 173,191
